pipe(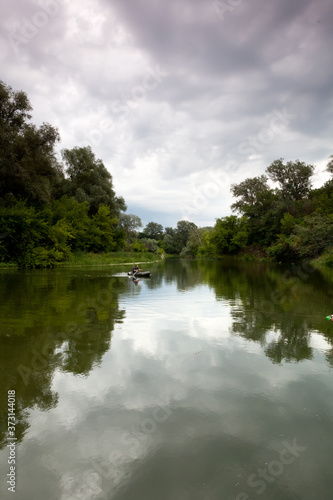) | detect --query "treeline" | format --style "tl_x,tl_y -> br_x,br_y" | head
196,157 -> 333,264
0,80 -> 201,267
1,80 -> 333,267
88,155 -> 333,265
0,80 -> 128,267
